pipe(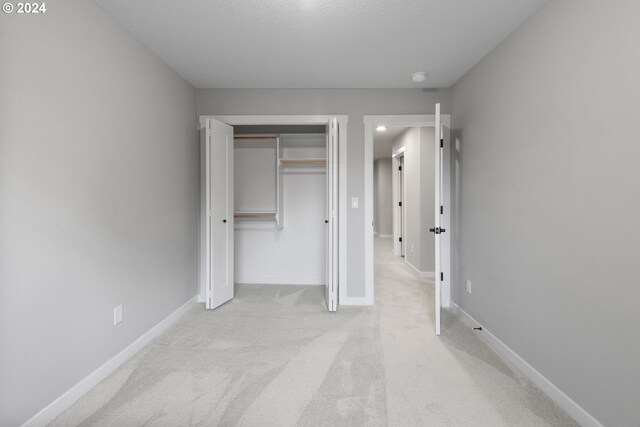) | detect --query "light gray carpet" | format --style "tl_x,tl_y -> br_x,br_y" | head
51,237 -> 577,426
